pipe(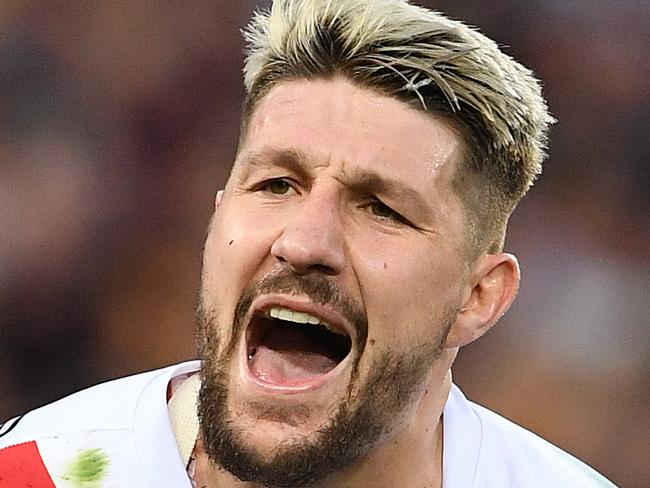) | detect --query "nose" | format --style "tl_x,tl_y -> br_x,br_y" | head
271,190 -> 345,275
